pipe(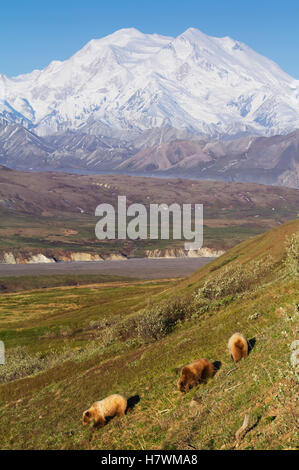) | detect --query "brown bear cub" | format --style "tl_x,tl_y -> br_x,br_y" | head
177,358 -> 214,393
228,333 -> 248,363
82,394 -> 127,427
